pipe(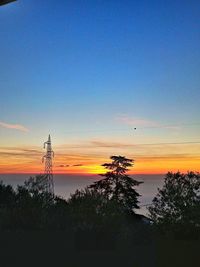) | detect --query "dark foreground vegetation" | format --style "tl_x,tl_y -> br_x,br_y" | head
0,156 -> 200,266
